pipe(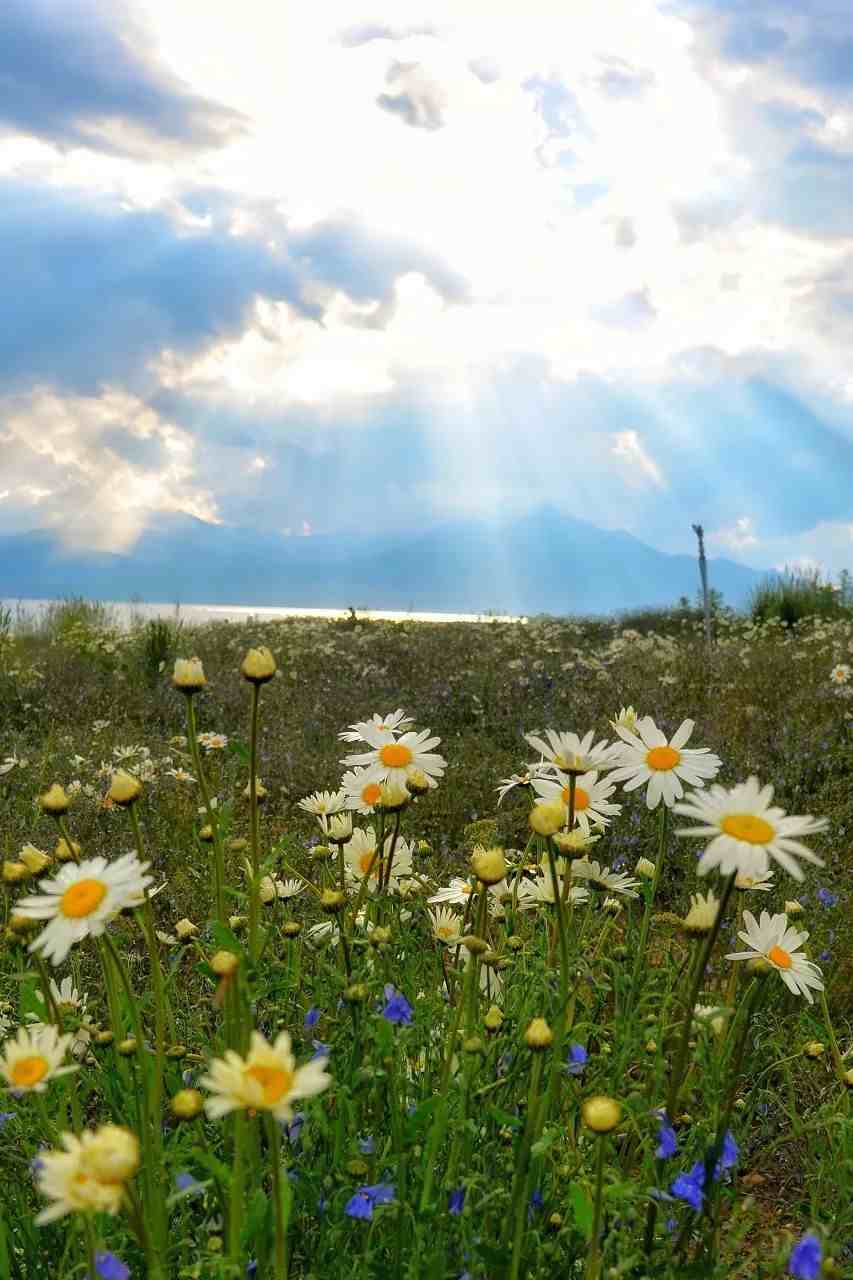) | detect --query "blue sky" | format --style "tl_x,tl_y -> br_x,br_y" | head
2,0 -> 853,575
